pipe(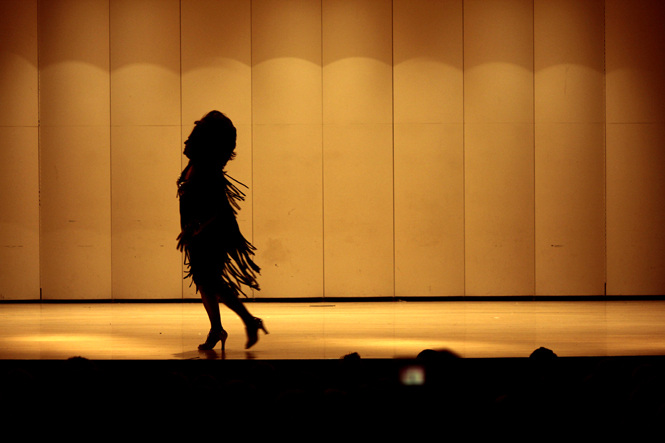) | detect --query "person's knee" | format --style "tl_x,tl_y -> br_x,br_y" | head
216,286 -> 239,304
195,275 -> 223,296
